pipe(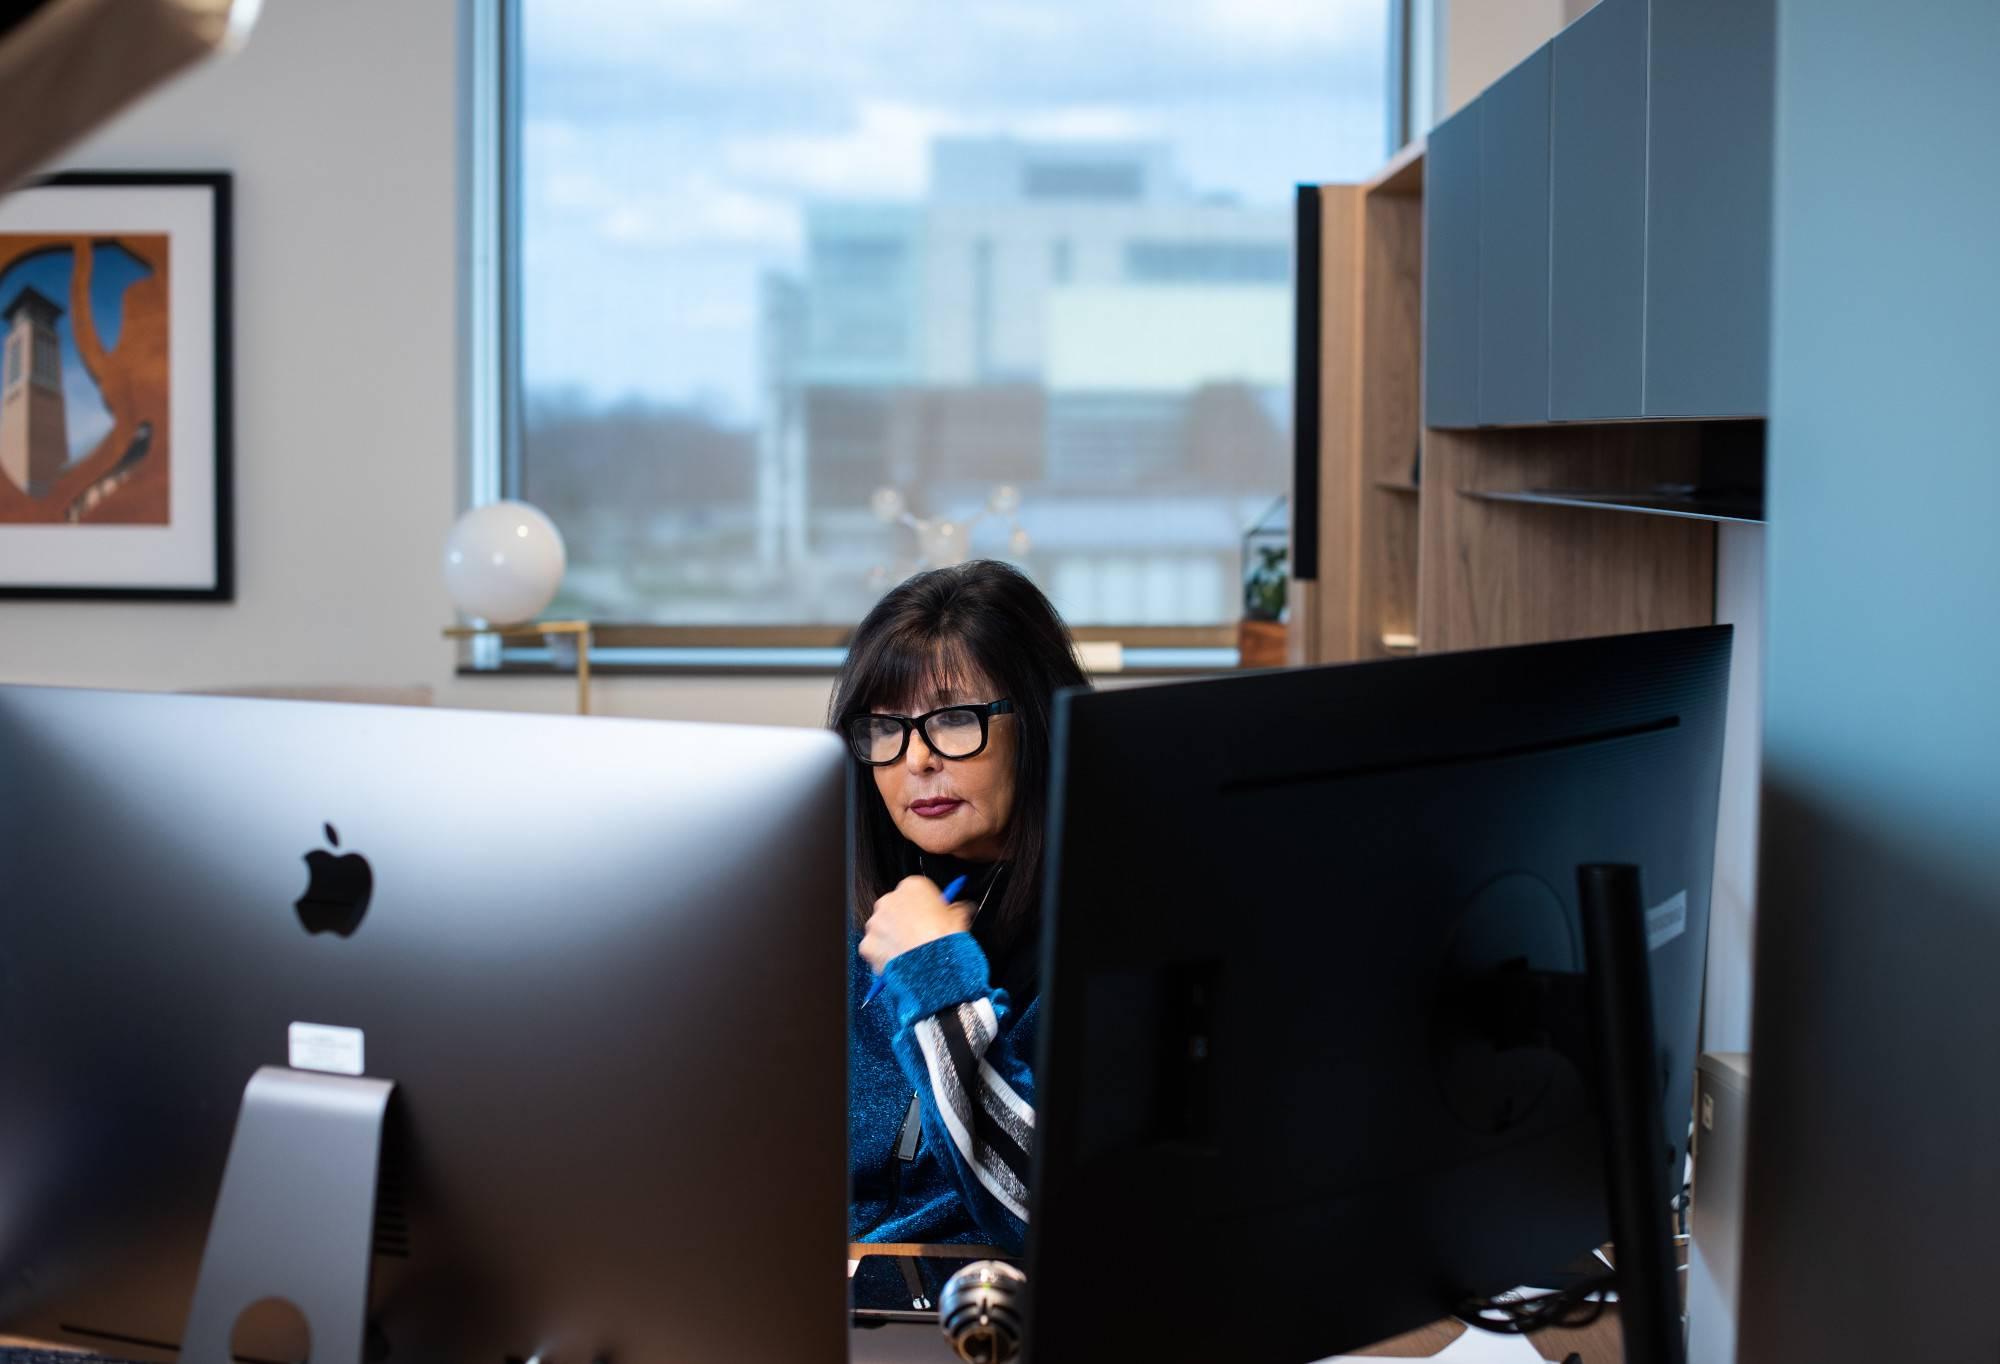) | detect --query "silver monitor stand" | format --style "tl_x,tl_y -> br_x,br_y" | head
180,1067 -> 394,1364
